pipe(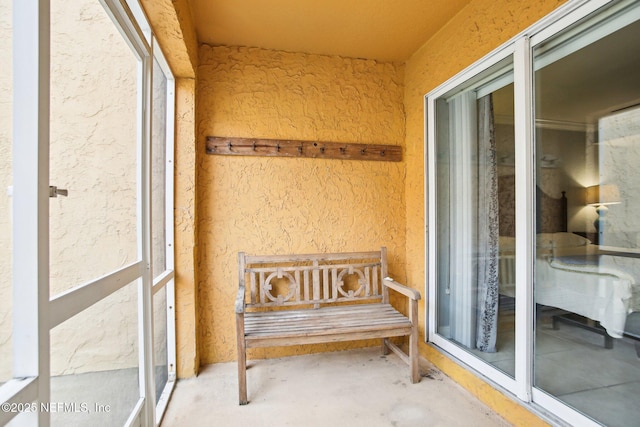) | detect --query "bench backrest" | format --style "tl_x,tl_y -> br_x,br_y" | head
239,247 -> 389,310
